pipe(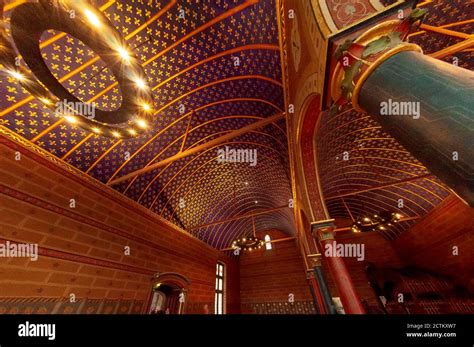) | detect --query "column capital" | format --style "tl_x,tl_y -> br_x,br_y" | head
330,11 -> 425,112
351,43 -> 421,112
311,219 -> 336,242
307,253 -> 323,268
